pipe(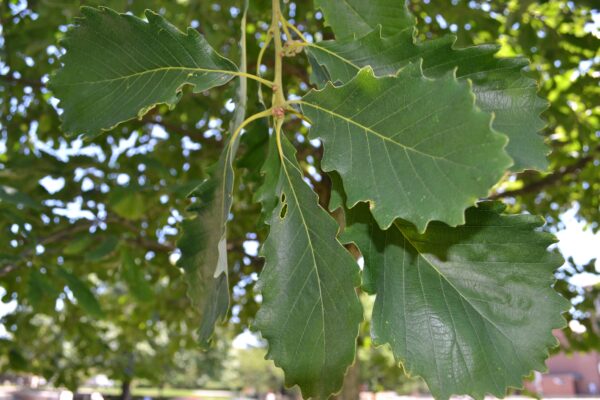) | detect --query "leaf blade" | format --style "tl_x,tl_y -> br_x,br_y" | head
58,268 -> 105,318
255,134 -> 362,399
307,28 -> 549,171
343,202 -> 568,399
314,0 -> 414,39
176,8 -> 249,346
301,64 -> 511,232
50,7 -> 238,137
